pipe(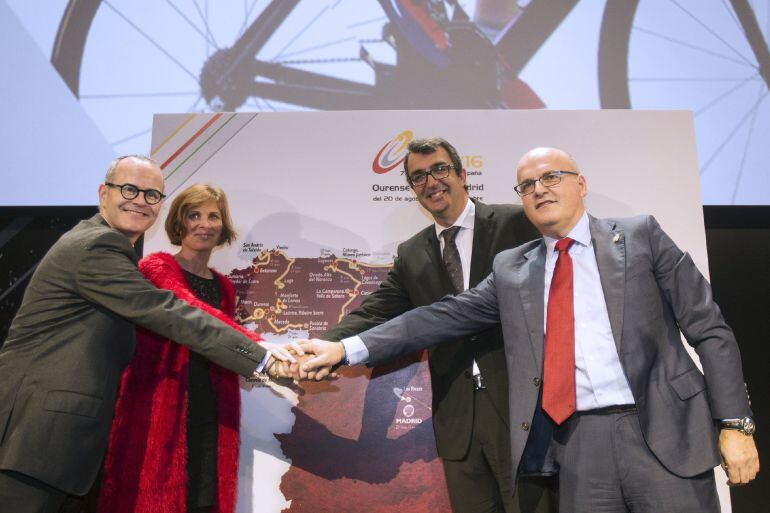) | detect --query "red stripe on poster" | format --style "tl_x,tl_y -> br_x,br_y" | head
160,113 -> 222,170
